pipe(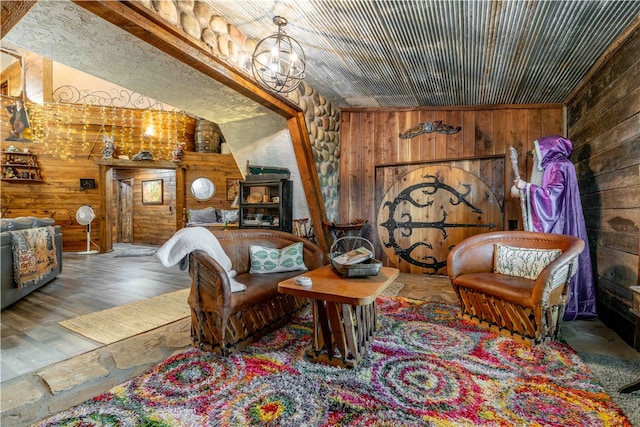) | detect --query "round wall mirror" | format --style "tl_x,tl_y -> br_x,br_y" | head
191,177 -> 215,201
